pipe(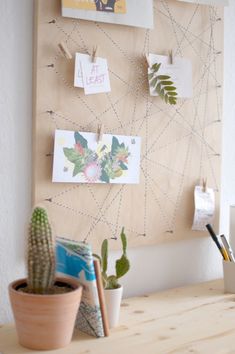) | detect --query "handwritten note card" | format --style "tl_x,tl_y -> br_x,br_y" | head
82,59 -> 111,95
148,54 -> 193,98
74,53 -> 111,95
74,53 -> 87,88
192,186 -> 215,231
